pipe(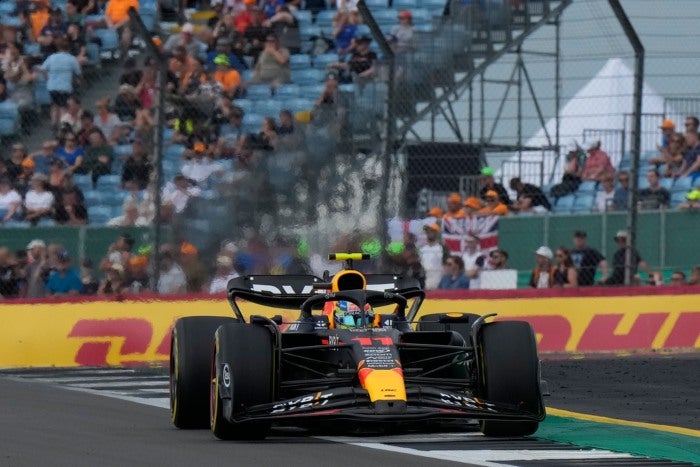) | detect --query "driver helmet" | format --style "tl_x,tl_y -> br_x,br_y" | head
334,301 -> 374,329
